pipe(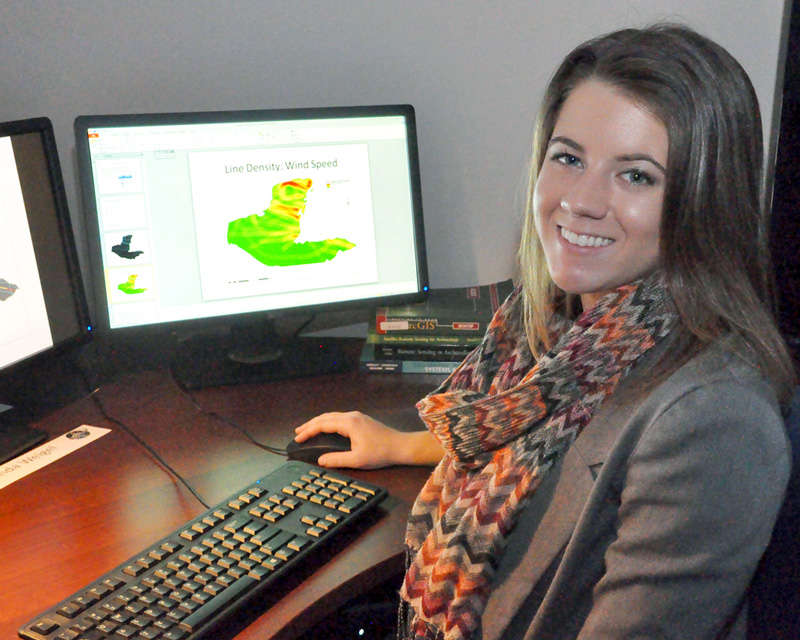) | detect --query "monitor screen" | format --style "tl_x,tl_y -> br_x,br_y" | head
0,118 -> 91,376
74,105 -> 428,338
